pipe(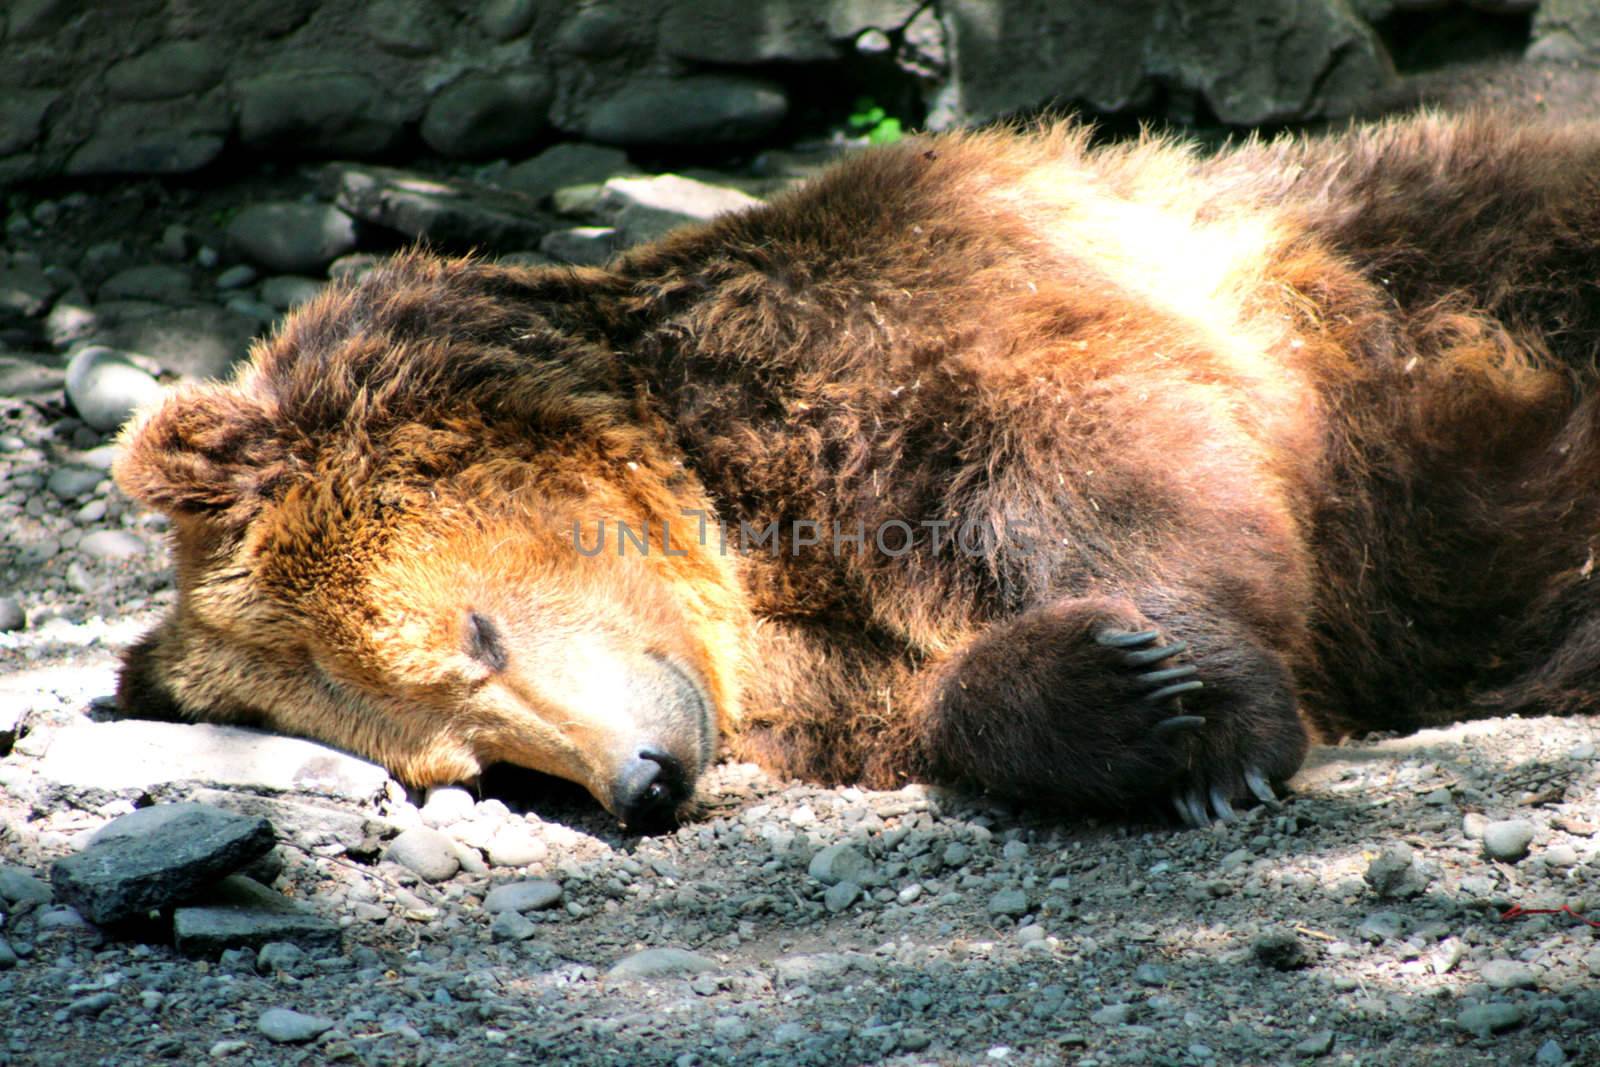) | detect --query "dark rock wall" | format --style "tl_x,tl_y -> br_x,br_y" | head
0,0 -> 1563,184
